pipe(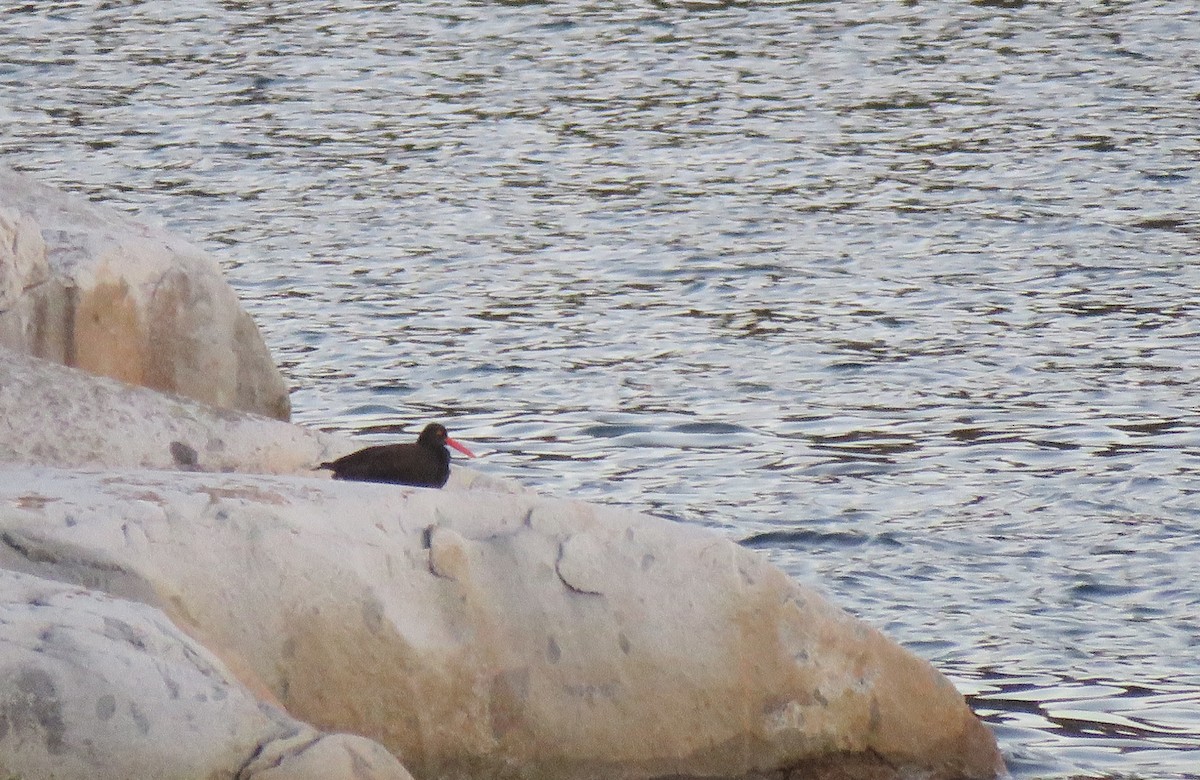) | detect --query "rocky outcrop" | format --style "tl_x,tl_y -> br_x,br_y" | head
0,567 -> 413,780
0,466 -> 1004,780
0,171 -> 1002,779
0,167 -> 290,420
